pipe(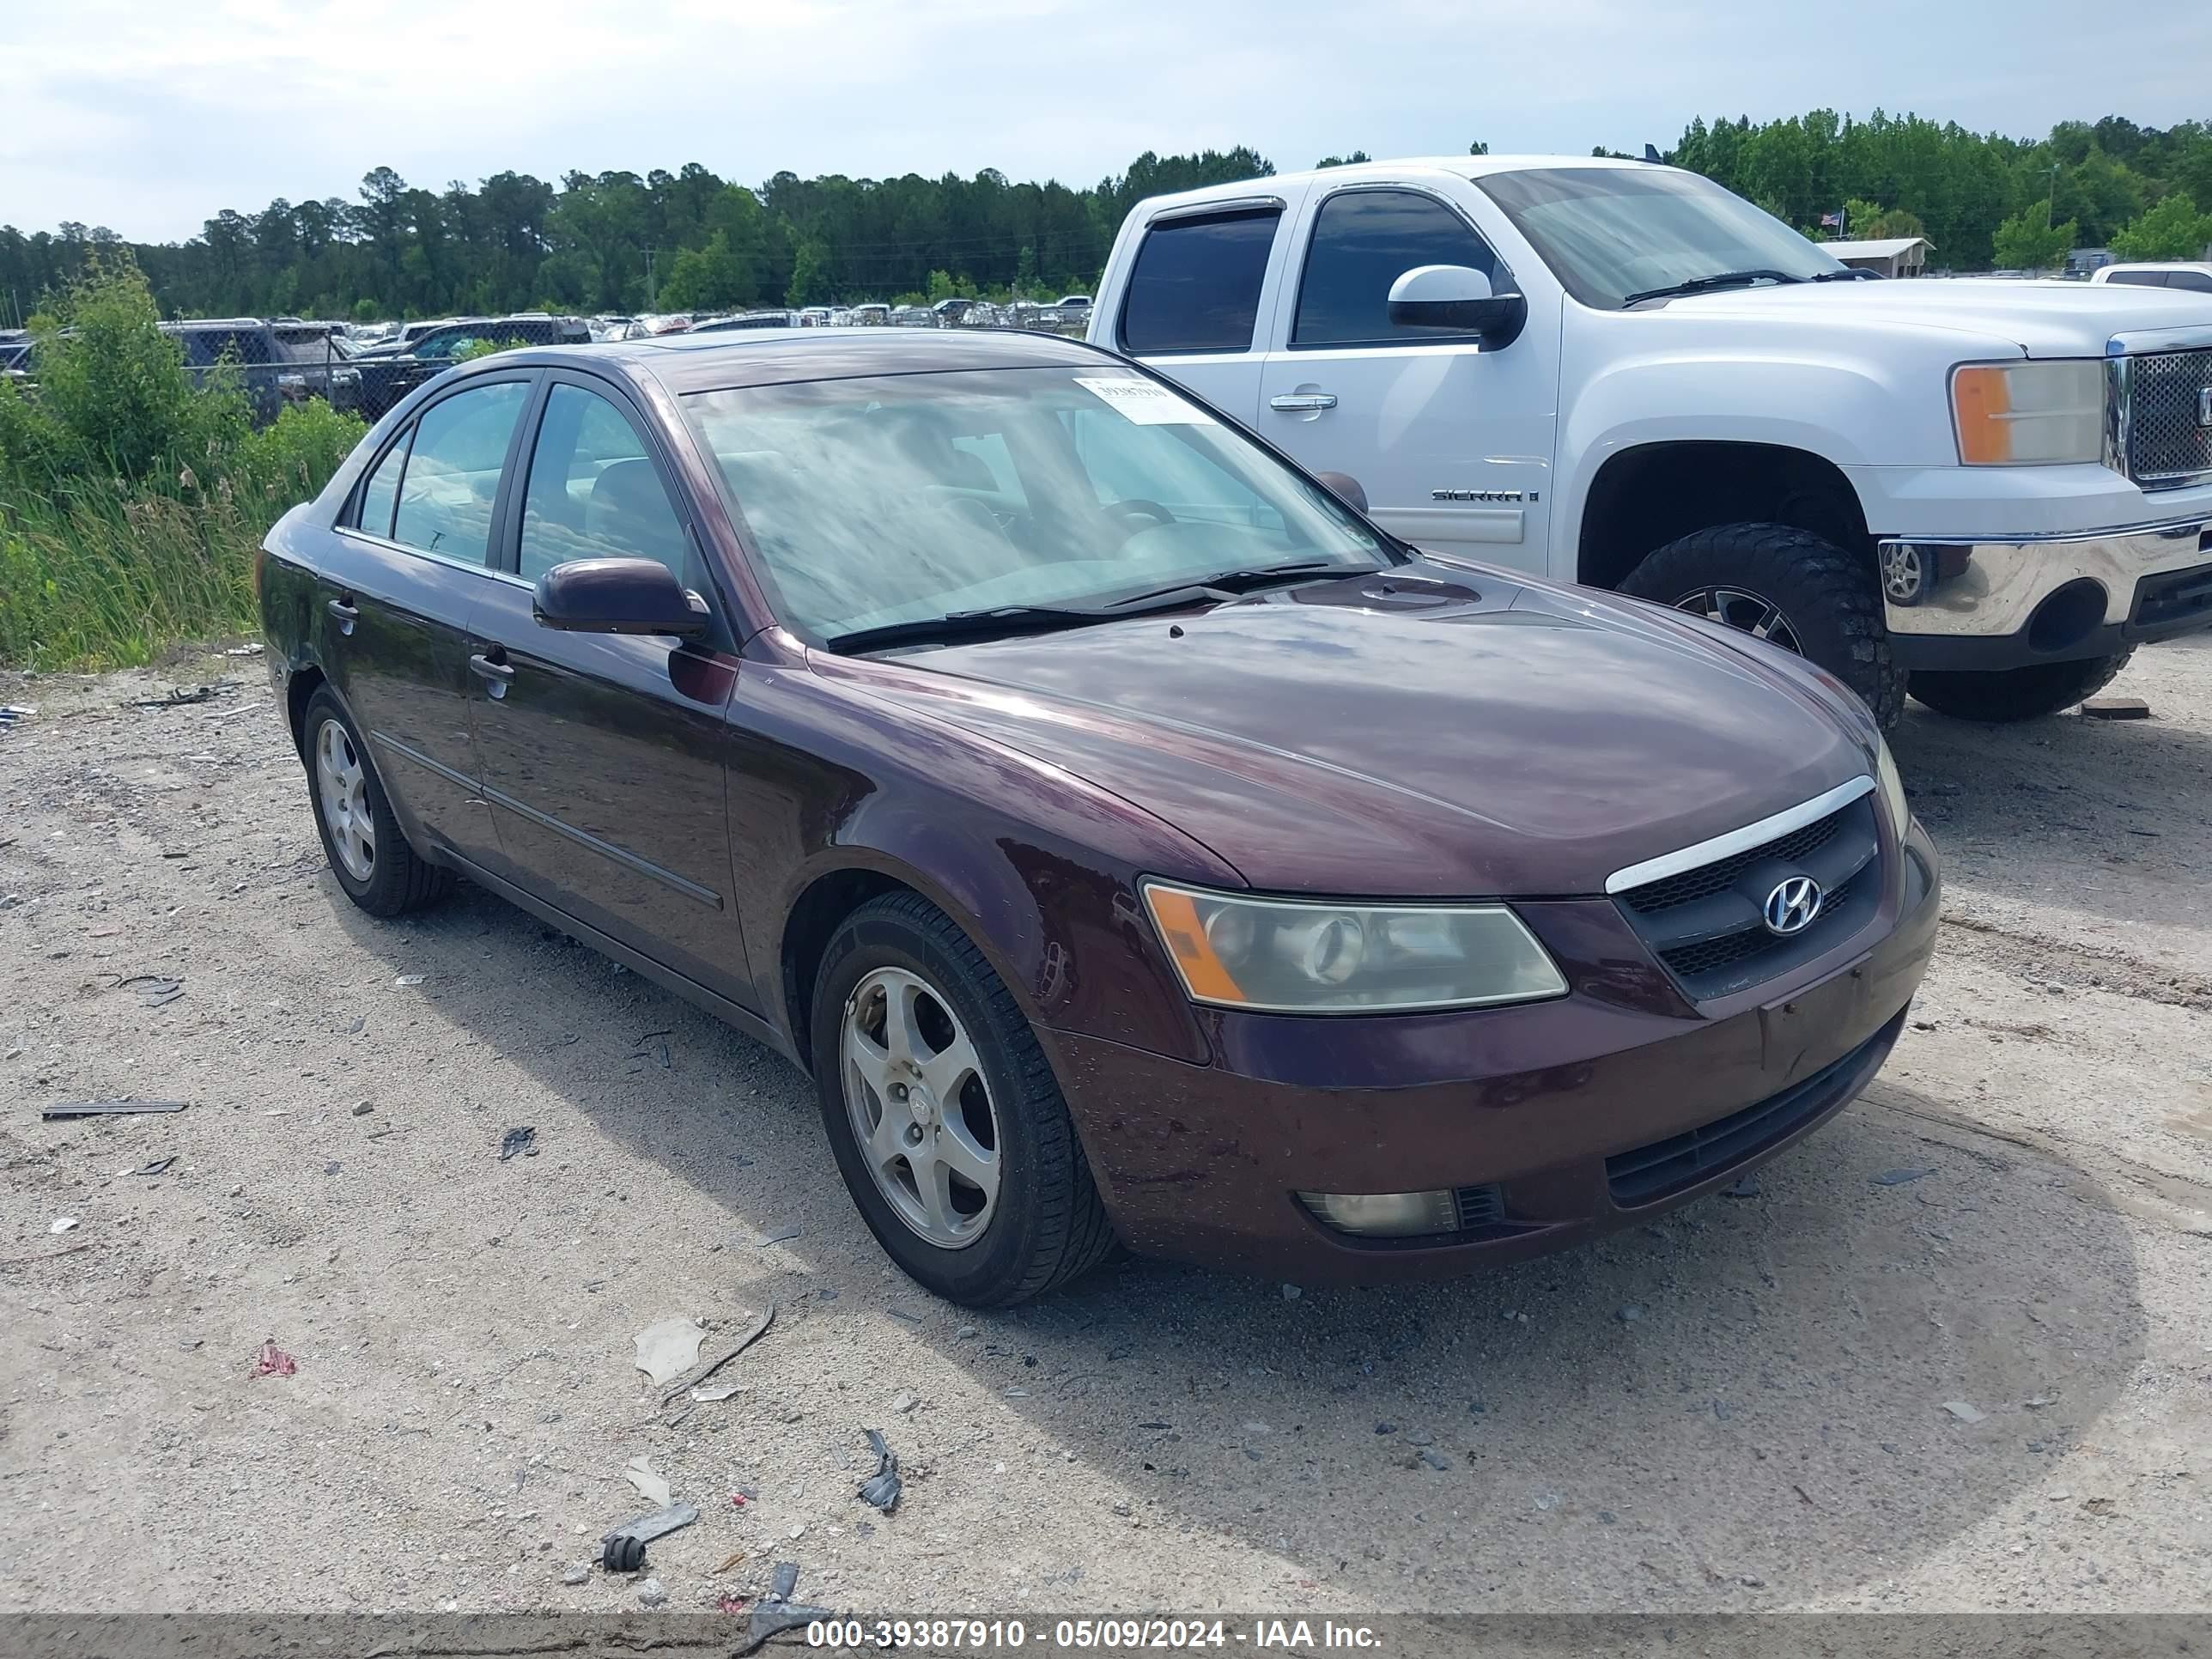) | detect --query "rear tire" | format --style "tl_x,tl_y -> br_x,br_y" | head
301,687 -> 453,917
810,891 -> 1115,1307
1620,522 -> 1905,728
1907,651 -> 2136,722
